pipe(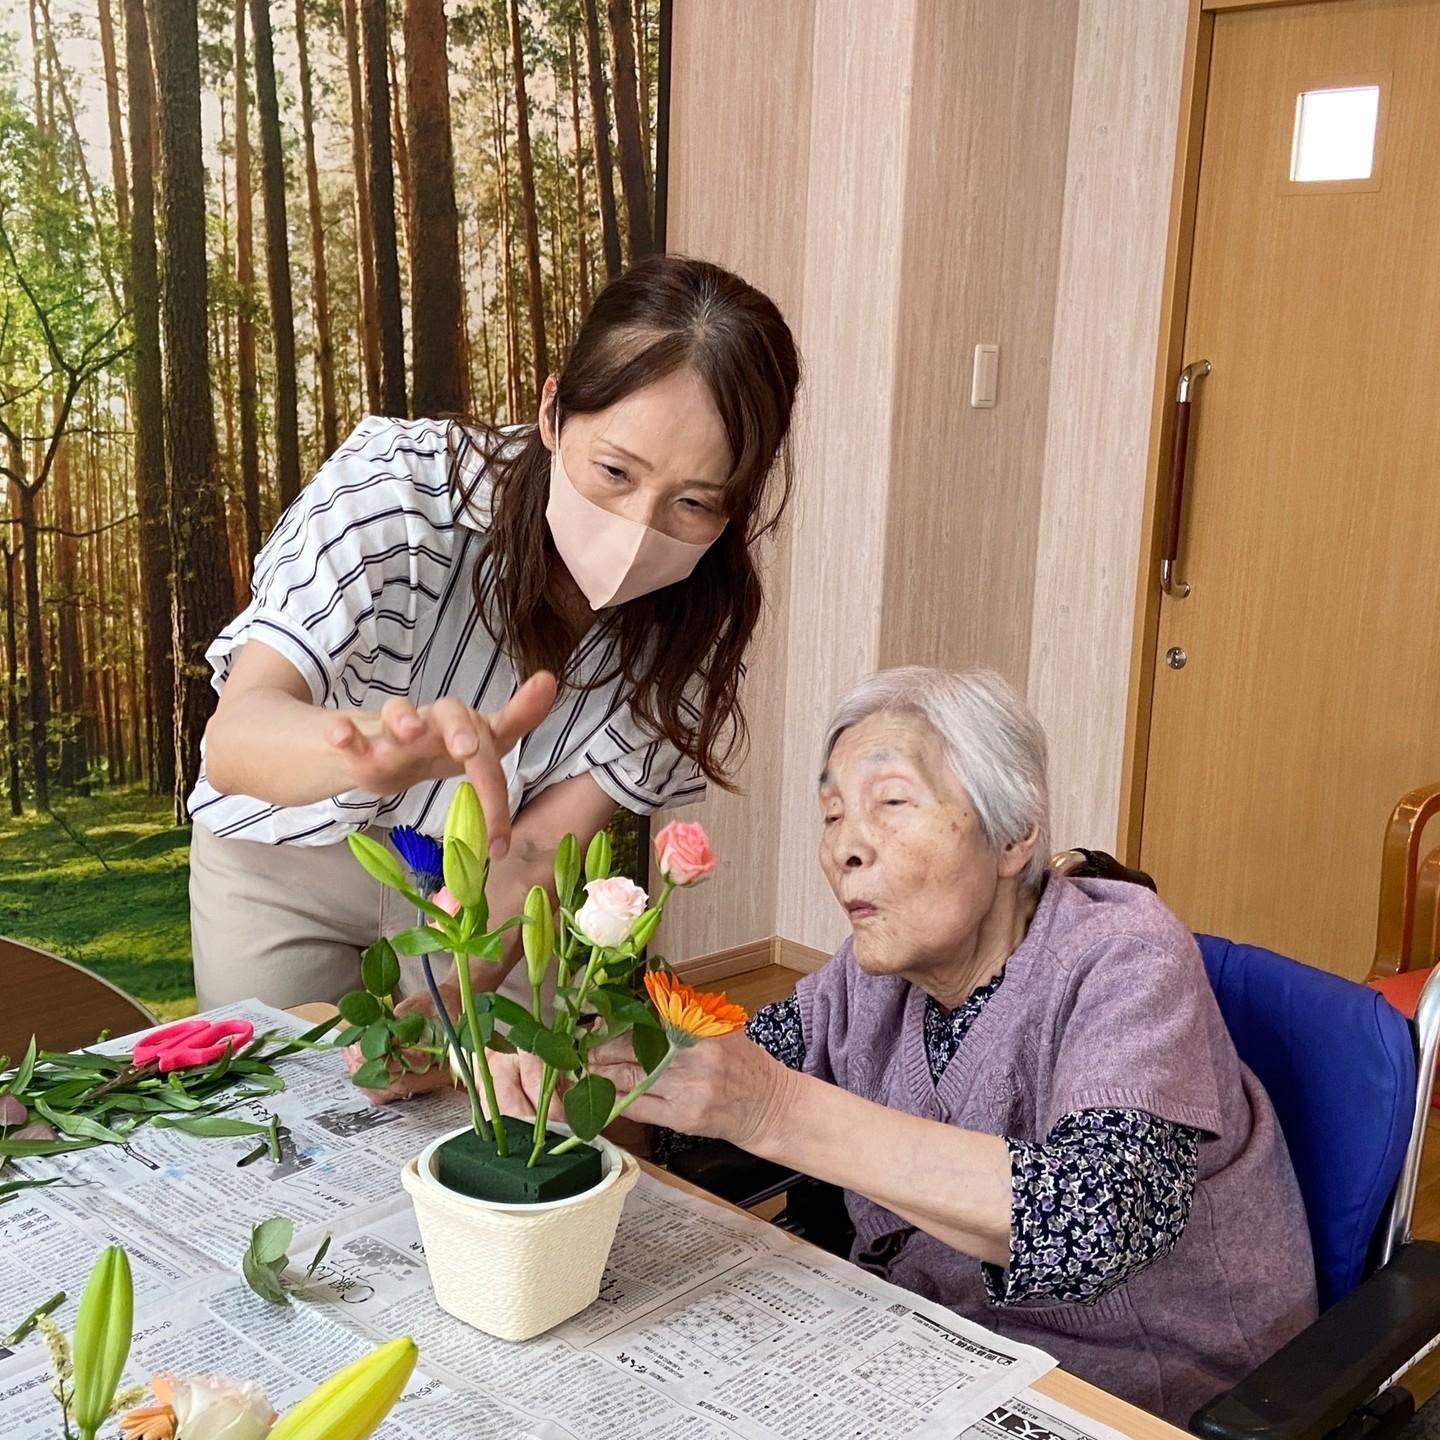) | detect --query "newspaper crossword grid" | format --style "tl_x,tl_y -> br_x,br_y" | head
0,1000 -> 1138,1440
